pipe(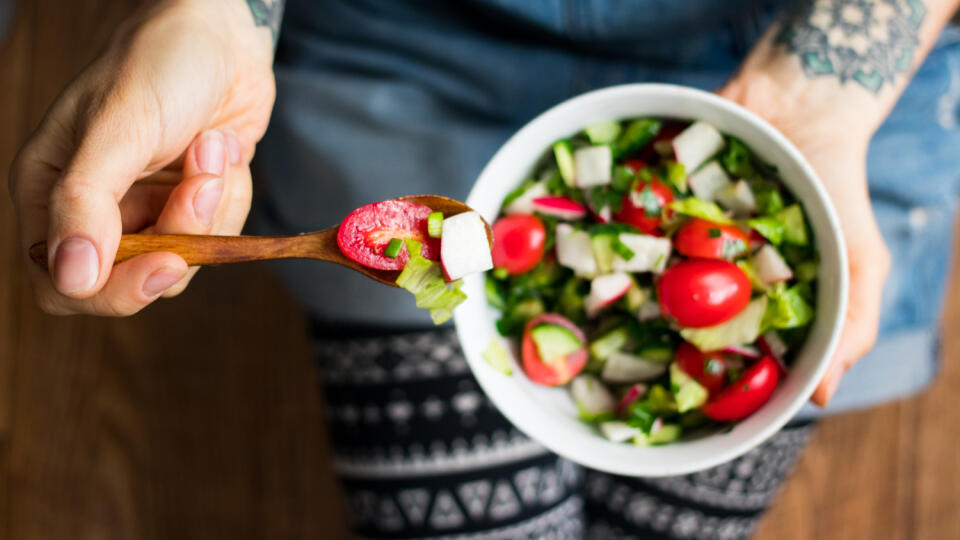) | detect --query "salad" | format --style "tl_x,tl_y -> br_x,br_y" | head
483,117 -> 818,446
